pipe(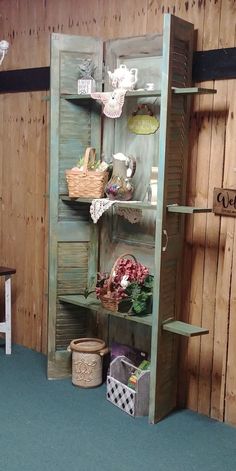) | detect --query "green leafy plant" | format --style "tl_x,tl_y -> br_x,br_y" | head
124,275 -> 153,314
77,156 -> 97,170
76,156 -> 109,172
80,276 -> 97,299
